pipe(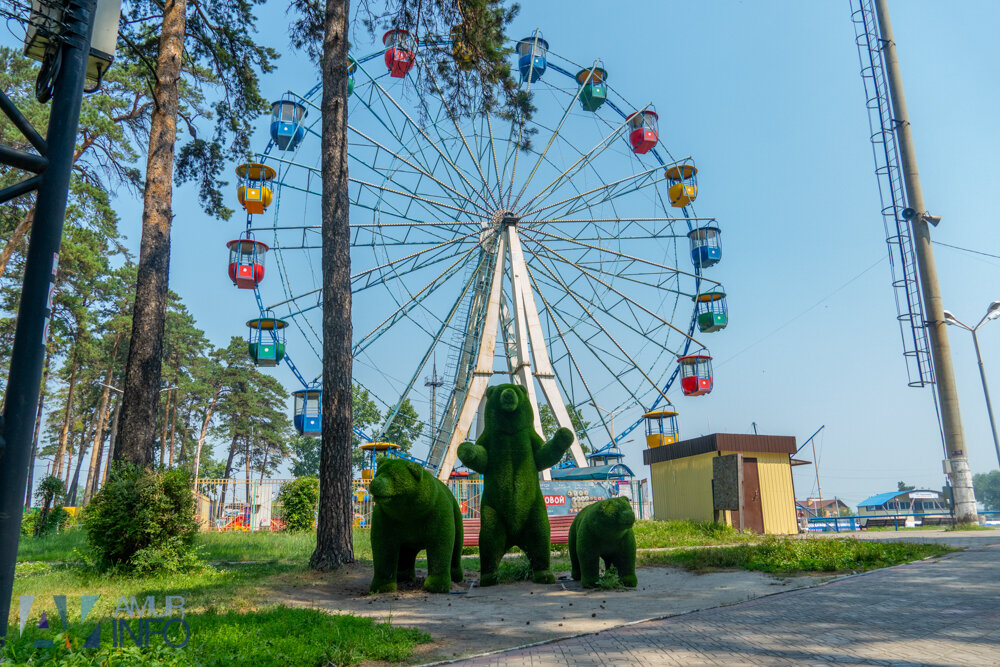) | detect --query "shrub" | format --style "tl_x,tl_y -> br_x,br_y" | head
83,463 -> 199,573
34,476 -> 65,537
20,510 -> 38,537
46,506 -> 70,533
277,476 -> 319,532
